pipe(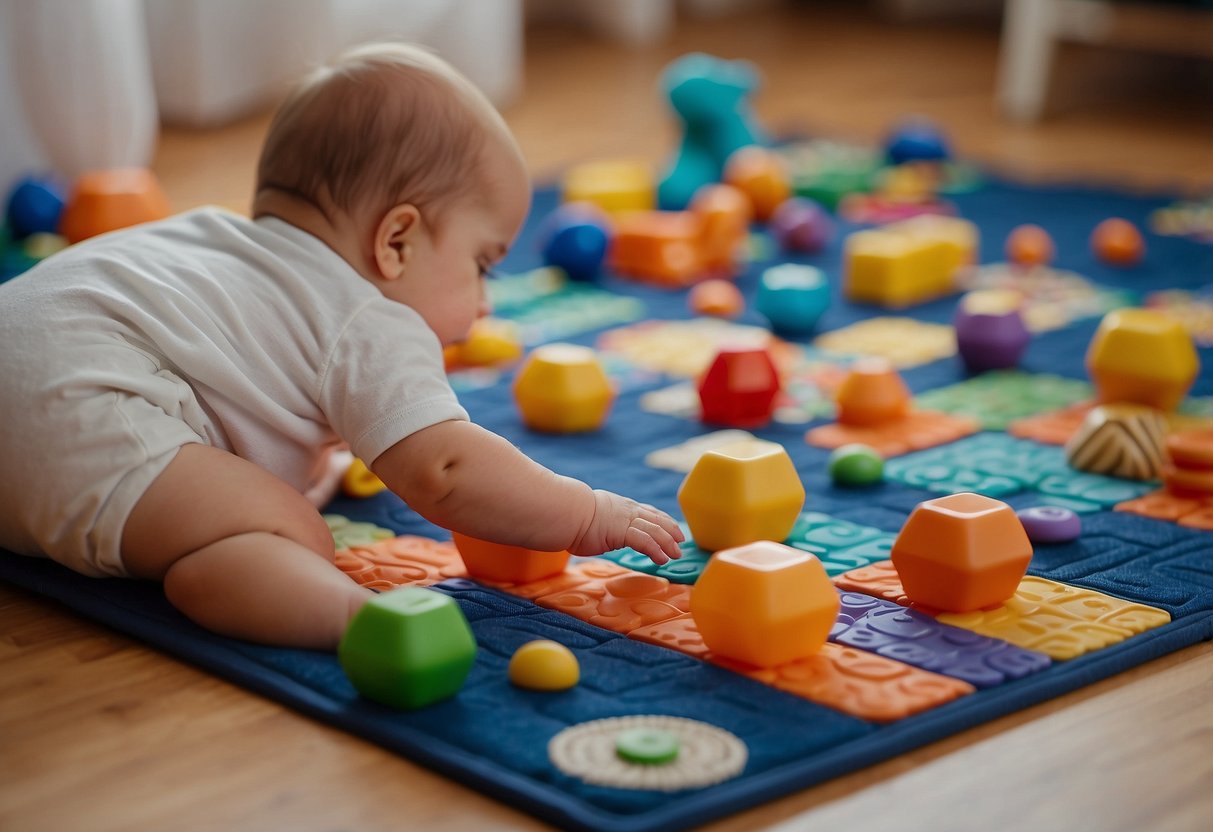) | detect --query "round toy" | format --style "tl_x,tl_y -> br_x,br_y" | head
509,640 -> 580,691
615,728 -> 680,765
1091,218 -> 1144,267
688,279 -> 744,318
1005,224 -> 1054,268
540,203 -> 611,281
722,146 -> 791,222
768,197 -> 833,253
754,263 -> 831,336
5,176 -> 65,239
884,118 -> 952,166
828,444 -> 884,487
1016,506 -> 1081,544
